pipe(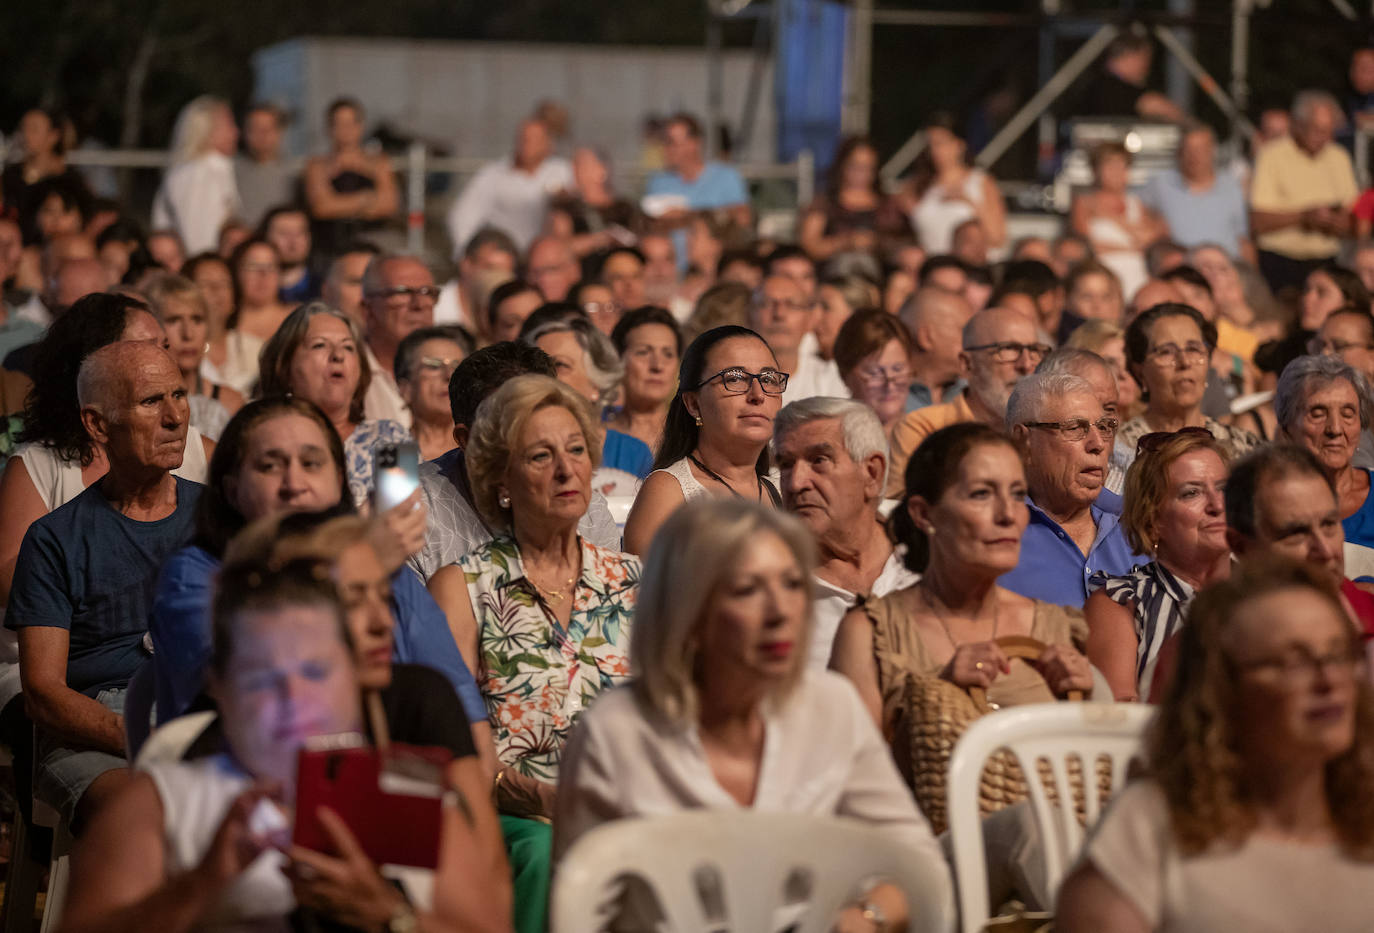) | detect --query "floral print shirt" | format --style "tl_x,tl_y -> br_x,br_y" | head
344,419 -> 411,508
458,535 -> 640,782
